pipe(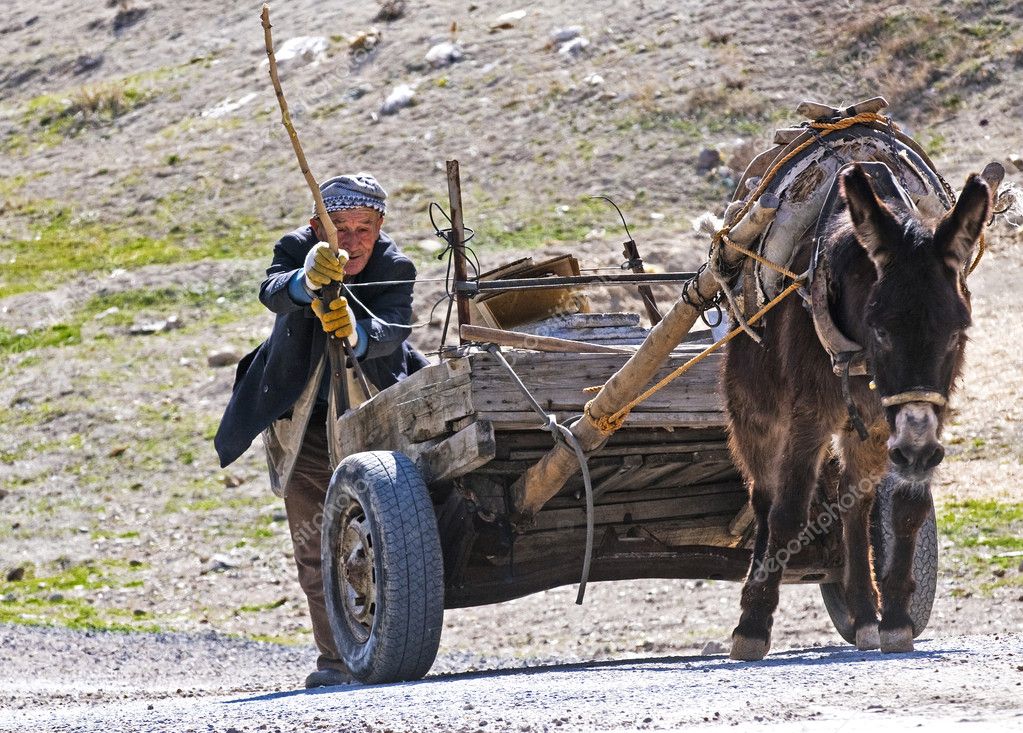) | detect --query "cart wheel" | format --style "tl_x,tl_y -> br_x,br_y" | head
820,477 -> 938,644
321,451 -> 444,683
